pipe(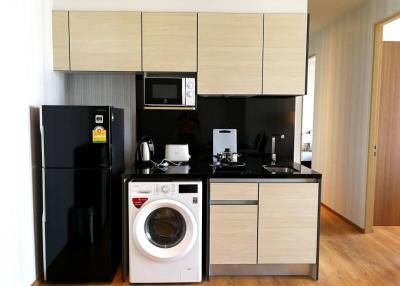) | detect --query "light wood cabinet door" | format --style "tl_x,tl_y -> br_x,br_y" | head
263,14 -> 308,95
143,13 -> 197,72
69,11 -> 141,71
258,183 -> 318,264
198,13 -> 263,95
52,11 -> 70,70
210,205 -> 258,264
